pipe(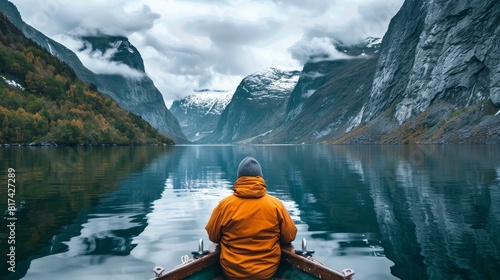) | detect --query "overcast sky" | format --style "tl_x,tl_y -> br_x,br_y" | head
11,0 -> 404,107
